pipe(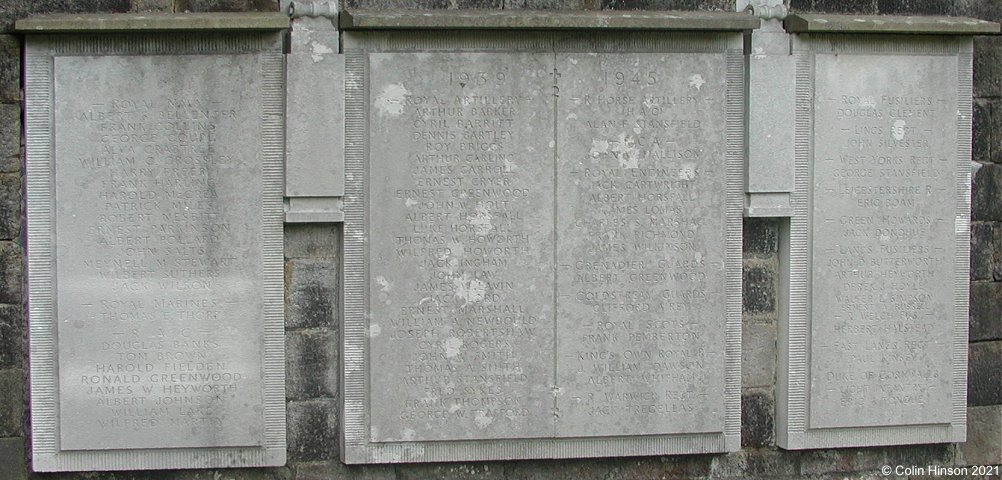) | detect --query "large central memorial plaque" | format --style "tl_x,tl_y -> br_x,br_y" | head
778,22 -> 979,449
23,18 -> 287,471
341,15 -> 752,463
